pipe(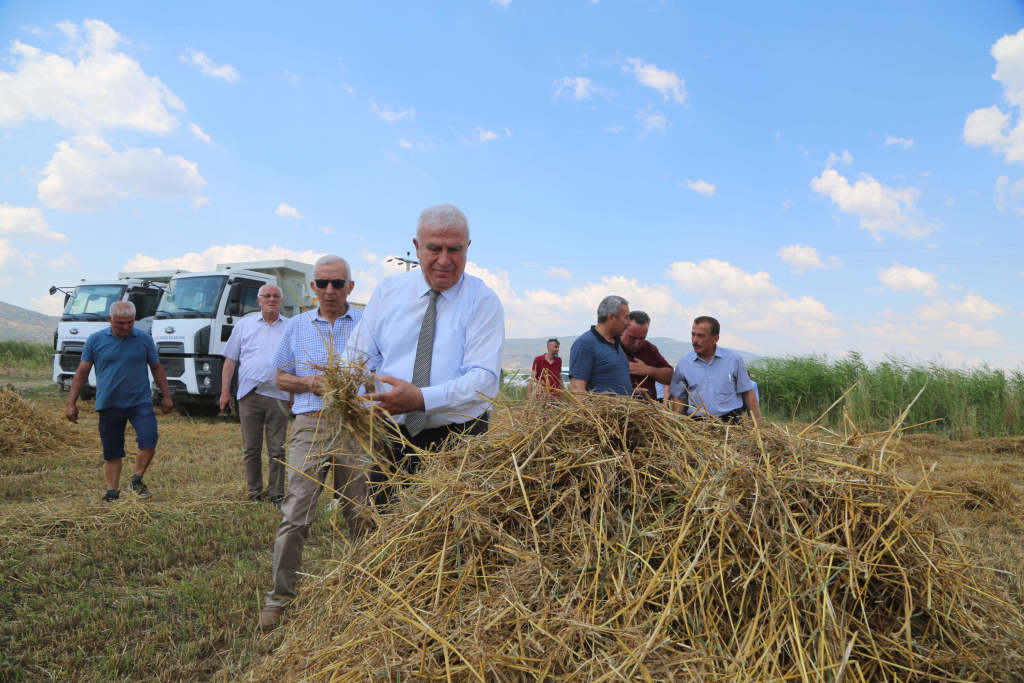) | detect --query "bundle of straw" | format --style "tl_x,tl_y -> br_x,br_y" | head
0,386 -> 92,458
258,395 -> 1024,682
